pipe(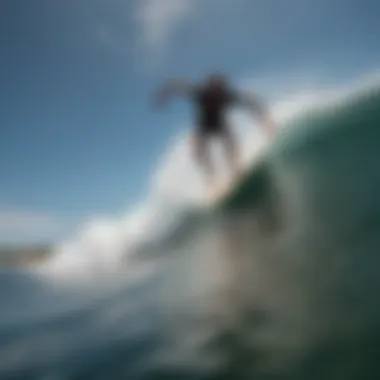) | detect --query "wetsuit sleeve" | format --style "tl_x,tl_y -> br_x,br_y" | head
236,91 -> 275,138
236,92 -> 266,116
189,85 -> 202,102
